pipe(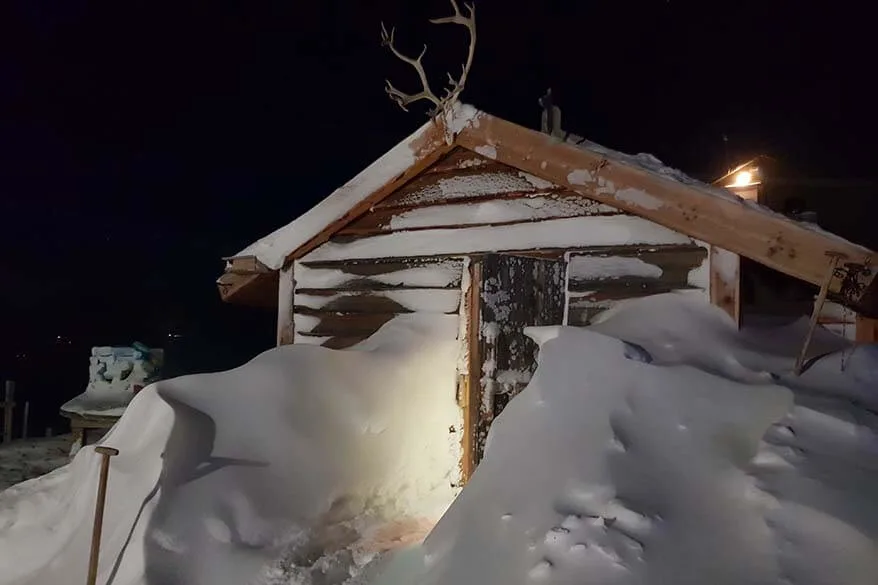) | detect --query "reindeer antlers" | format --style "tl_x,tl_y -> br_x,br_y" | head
380,0 -> 477,115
